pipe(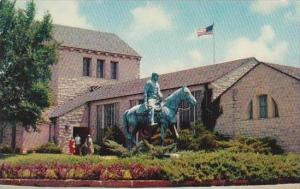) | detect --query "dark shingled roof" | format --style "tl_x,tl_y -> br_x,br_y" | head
53,24 -> 140,57
50,57 -> 254,118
